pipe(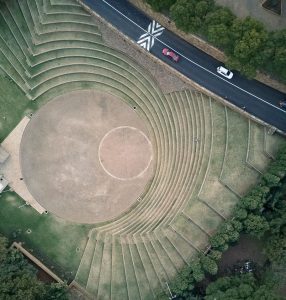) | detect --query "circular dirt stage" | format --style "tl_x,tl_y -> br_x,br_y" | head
20,90 -> 154,223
